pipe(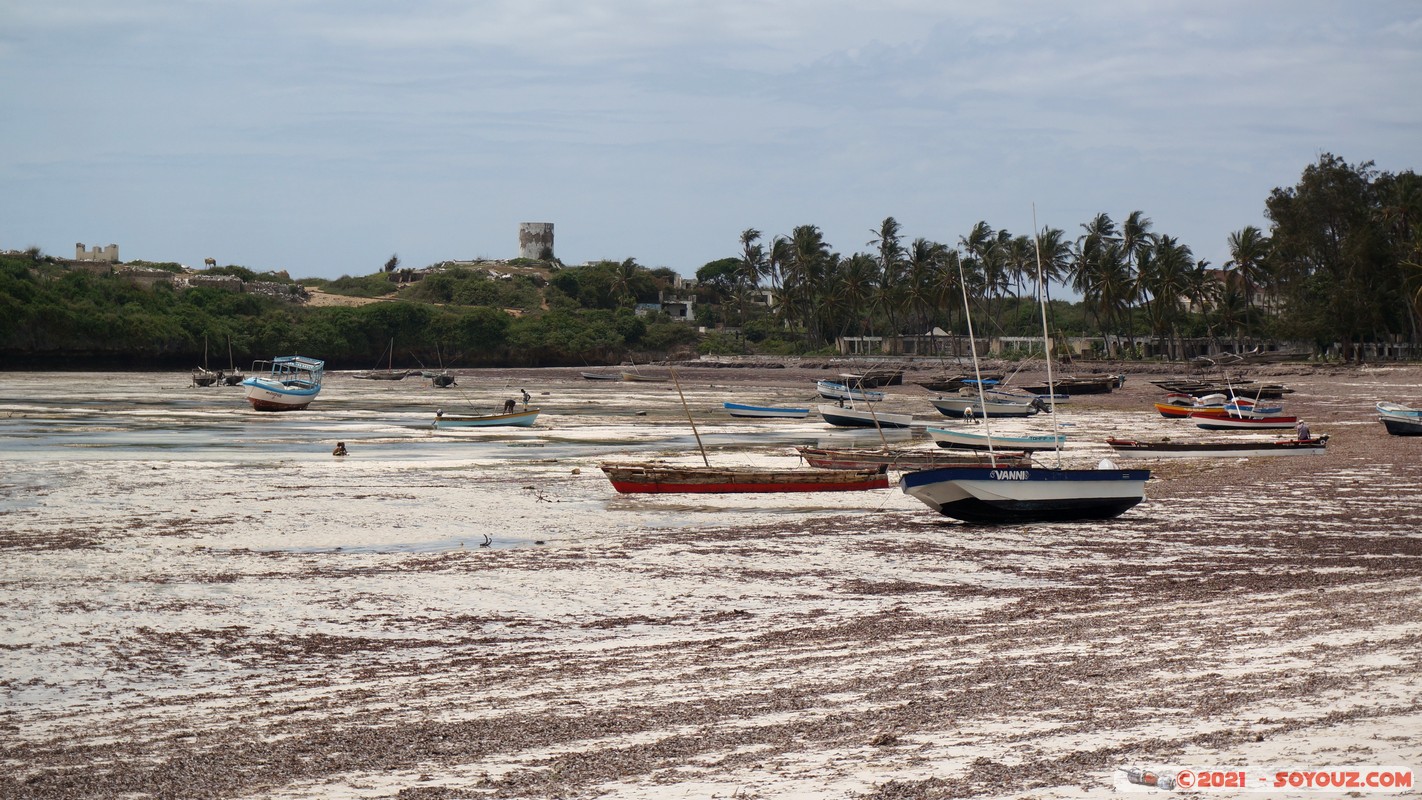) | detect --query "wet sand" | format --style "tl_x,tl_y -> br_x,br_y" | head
2,361 -> 1420,798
